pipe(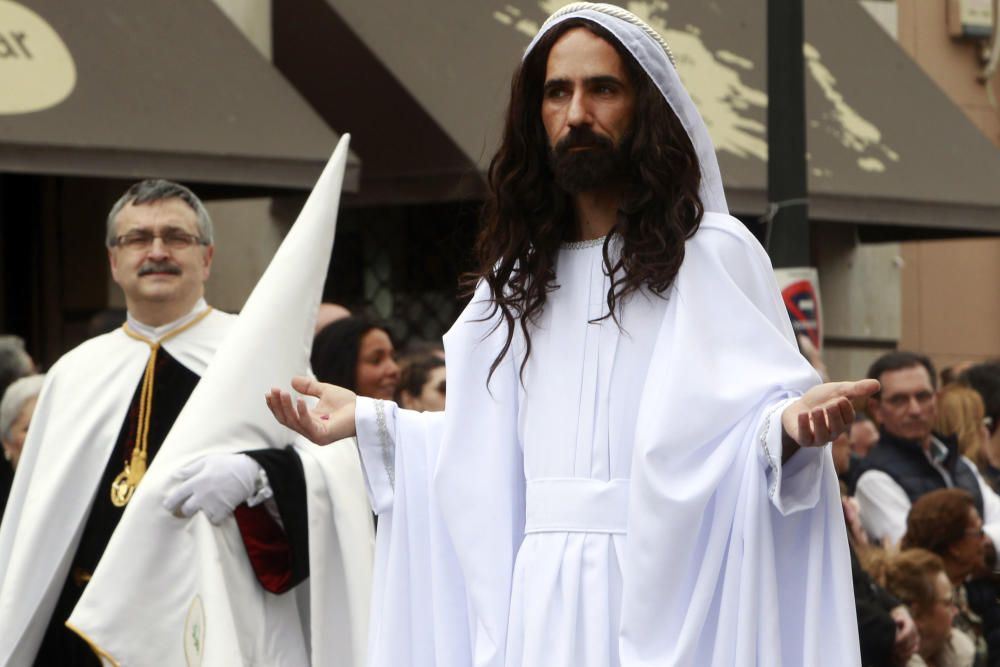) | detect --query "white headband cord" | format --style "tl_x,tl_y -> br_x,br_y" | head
539,2 -> 677,66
